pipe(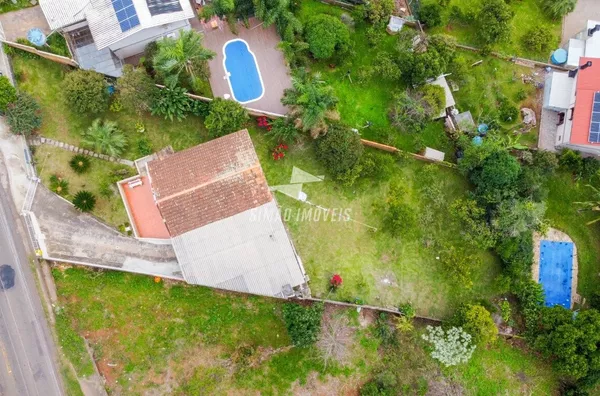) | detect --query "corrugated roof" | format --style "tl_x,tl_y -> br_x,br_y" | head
41,0 -> 194,49
171,201 -> 307,297
39,0 -> 88,30
569,58 -> 600,146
